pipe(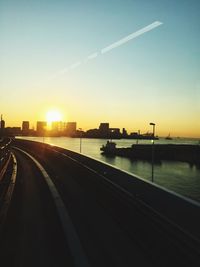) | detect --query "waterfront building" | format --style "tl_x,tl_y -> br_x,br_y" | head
66,122 -> 77,136
22,121 -> 29,131
99,123 -> 109,138
109,128 -> 121,139
36,121 -> 47,136
122,128 -> 128,138
0,115 -> 5,129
